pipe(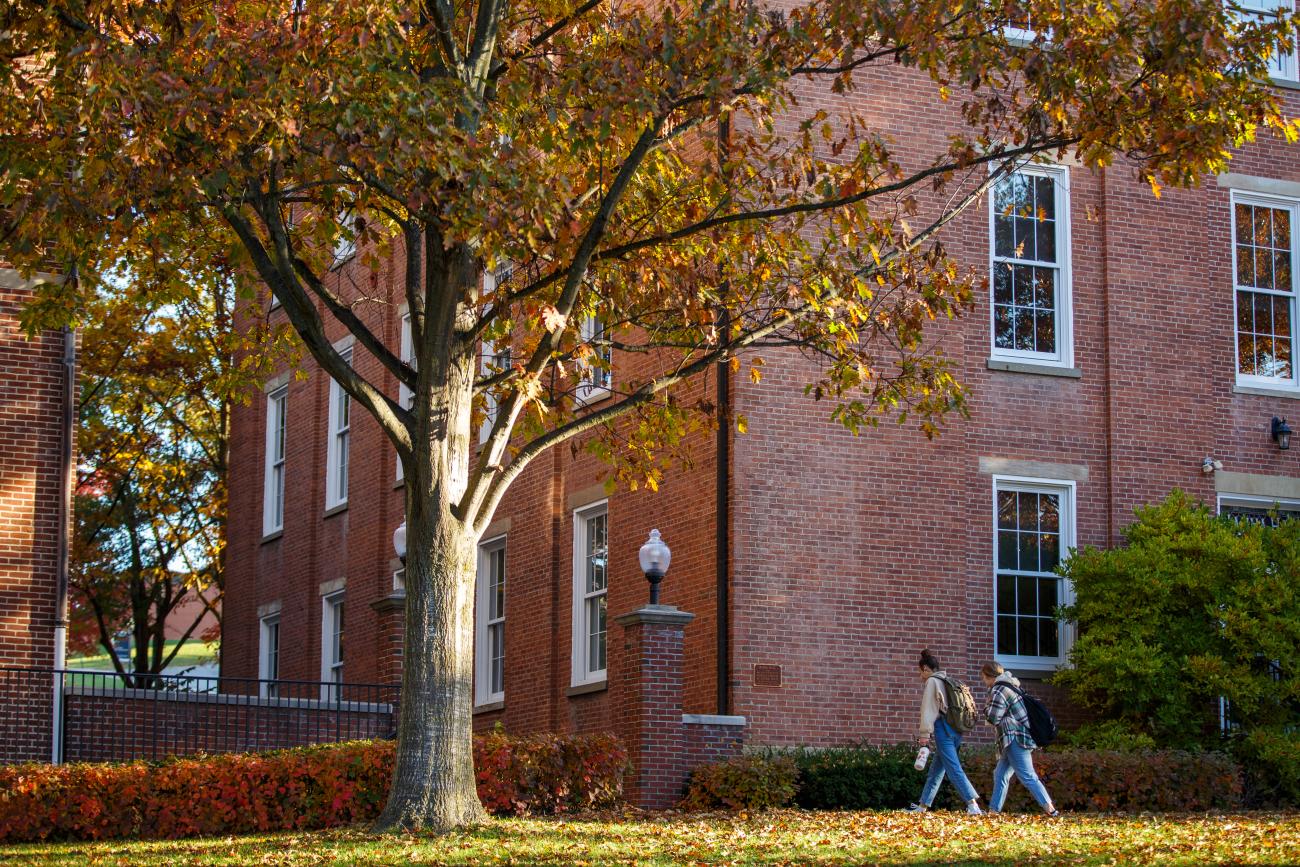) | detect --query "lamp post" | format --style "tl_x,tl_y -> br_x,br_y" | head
638,529 -> 672,605
1272,417 -> 1292,451
393,521 -> 407,563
